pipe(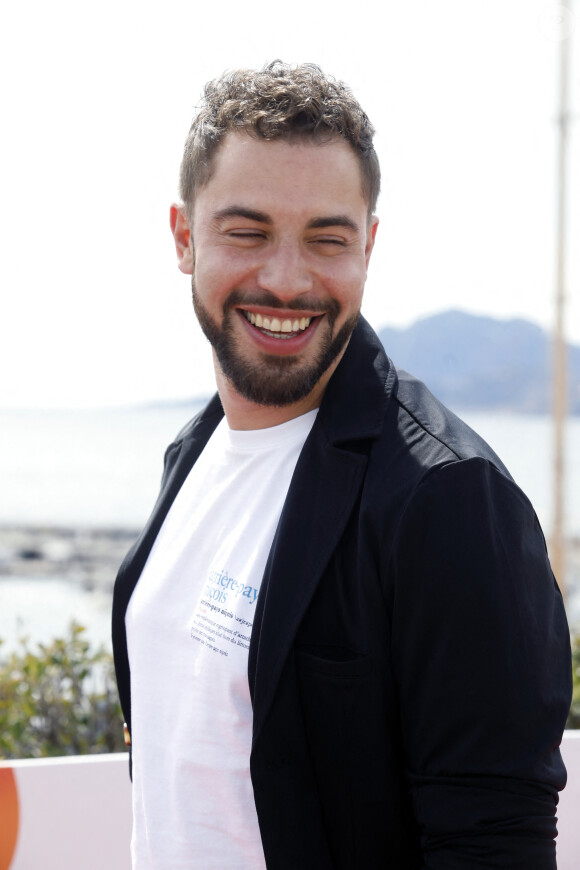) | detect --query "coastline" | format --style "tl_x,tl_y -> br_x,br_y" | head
0,525 -> 140,593
1,524 -> 578,641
